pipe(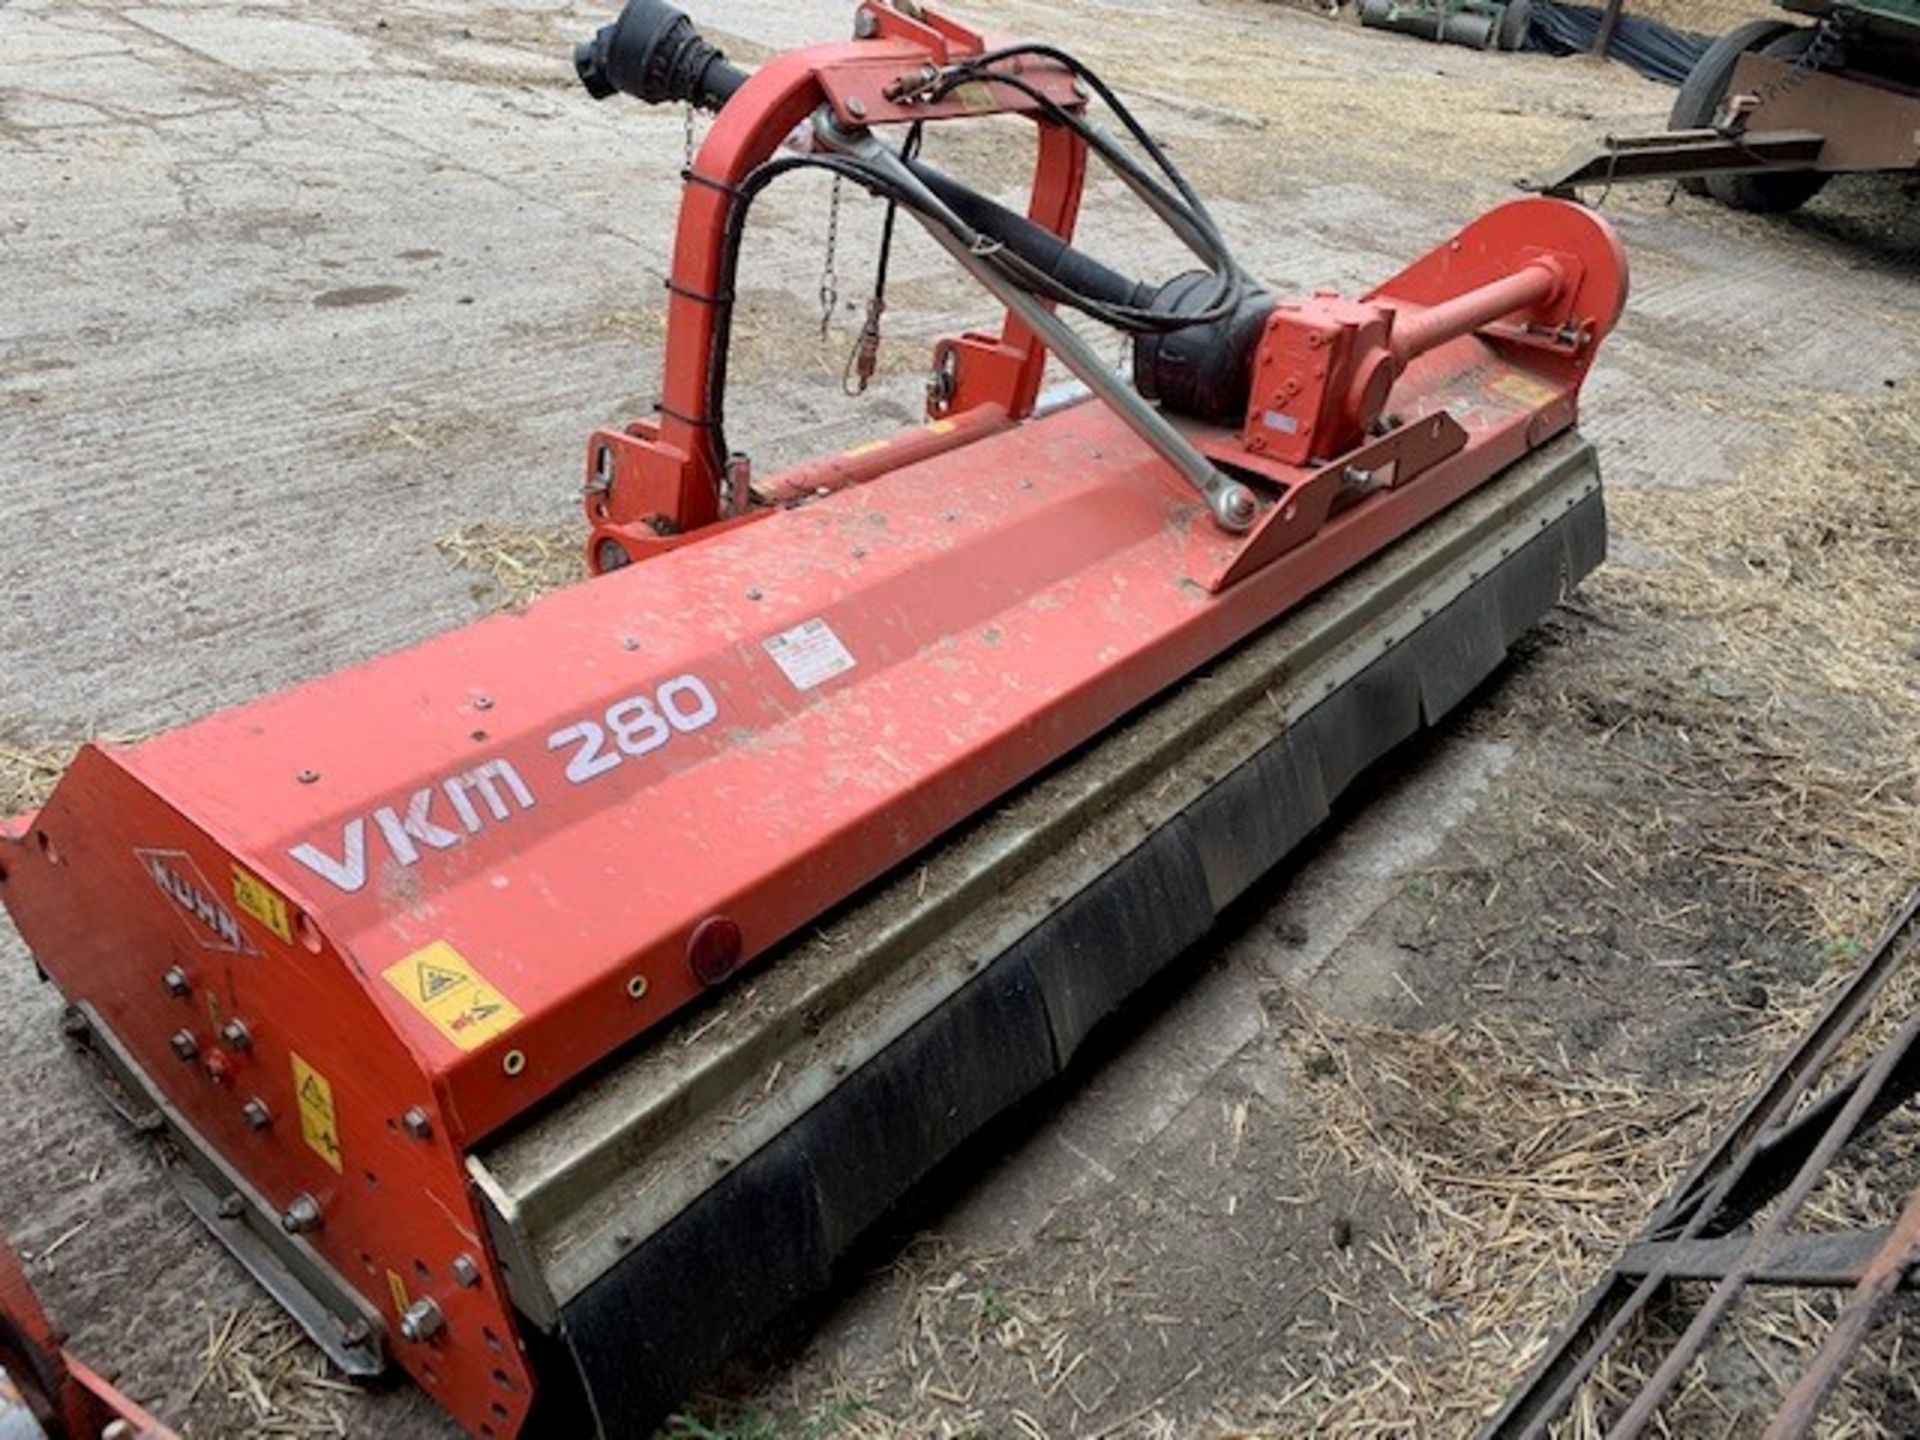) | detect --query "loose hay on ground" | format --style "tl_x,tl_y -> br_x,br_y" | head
437,522 -> 588,609
189,1303 -> 352,1438
1264,989 -> 1717,1437
0,740 -> 75,817
1598,390 -> 1920,940
1254,383 -> 1920,1437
